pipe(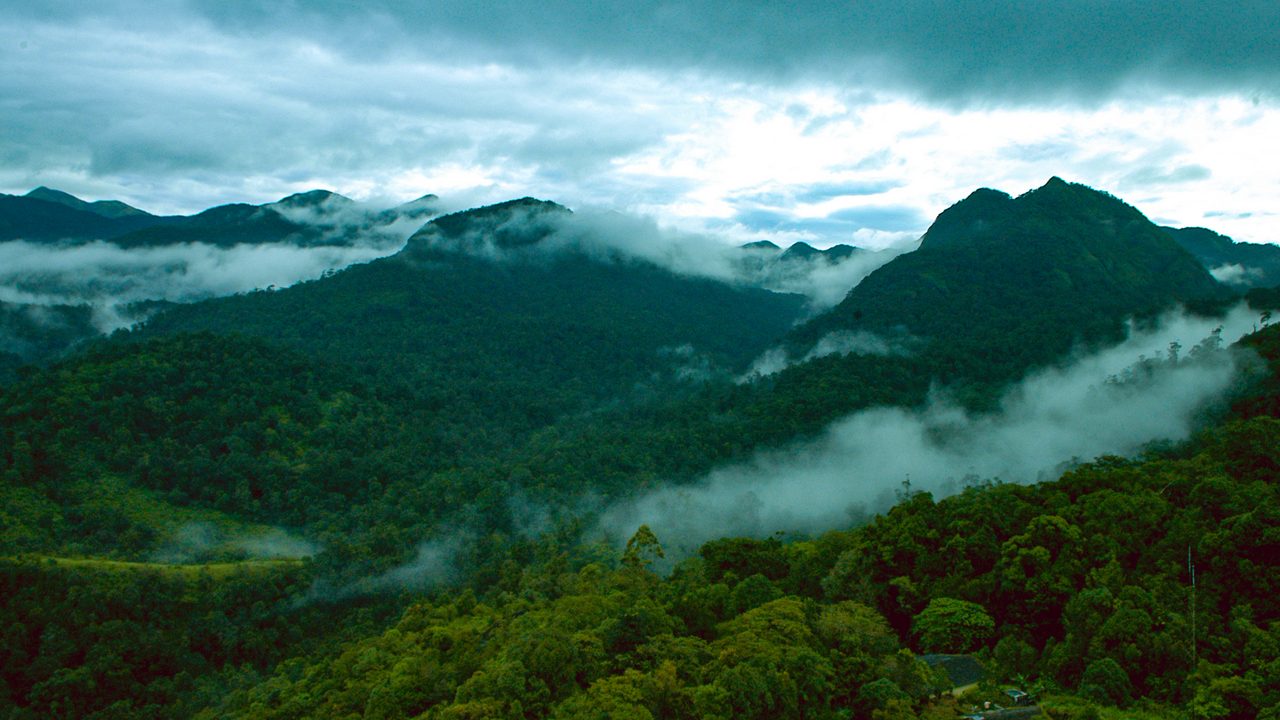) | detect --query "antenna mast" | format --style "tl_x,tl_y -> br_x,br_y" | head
1188,544 -> 1197,671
